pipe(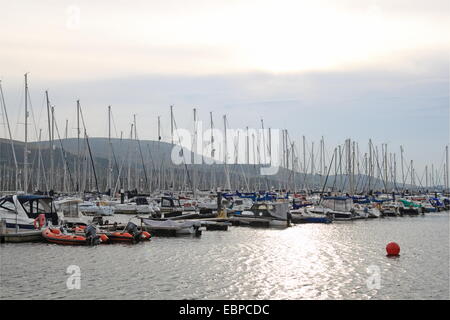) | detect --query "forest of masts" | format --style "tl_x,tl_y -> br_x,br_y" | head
1,75 -> 449,196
